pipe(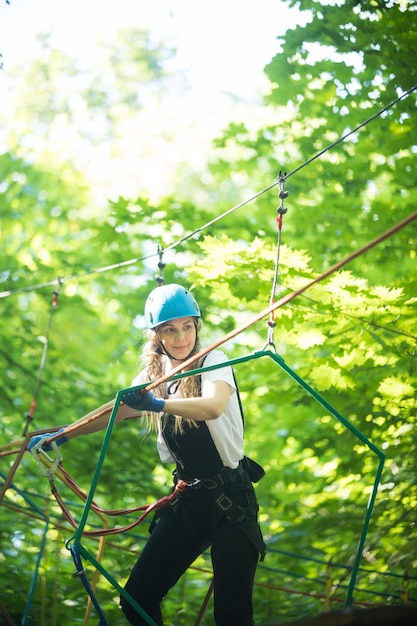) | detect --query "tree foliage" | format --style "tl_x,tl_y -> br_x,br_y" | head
0,3 -> 416,624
